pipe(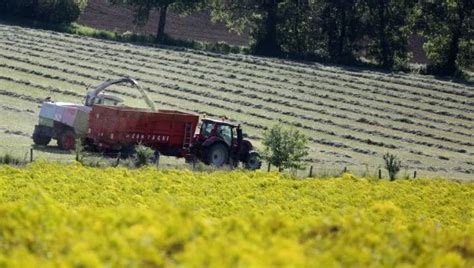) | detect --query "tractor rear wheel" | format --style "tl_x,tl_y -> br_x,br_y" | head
207,143 -> 229,167
58,130 -> 76,150
245,151 -> 261,170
